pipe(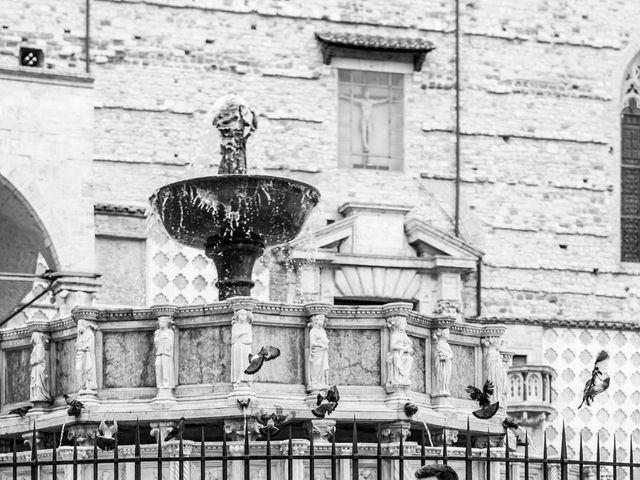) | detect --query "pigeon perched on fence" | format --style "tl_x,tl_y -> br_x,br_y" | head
9,405 -> 32,418
165,417 -> 185,442
244,346 -> 281,375
96,419 -> 118,451
312,385 -> 340,418
466,380 -> 500,419
579,350 -> 610,409
64,394 -> 84,417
